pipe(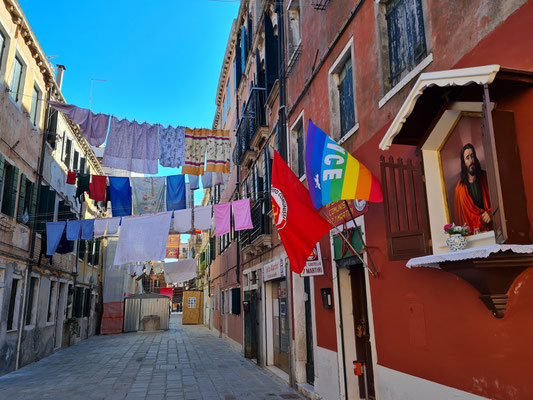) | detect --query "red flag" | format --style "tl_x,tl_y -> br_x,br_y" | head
271,151 -> 332,274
